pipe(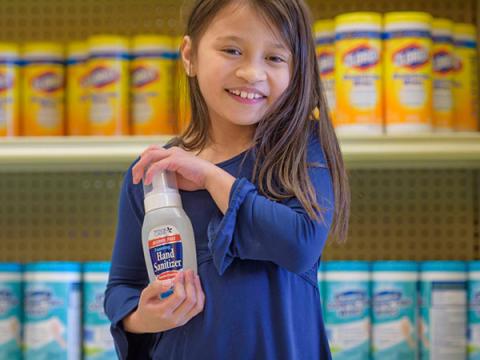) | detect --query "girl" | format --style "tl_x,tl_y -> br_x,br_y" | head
105,0 -> 350,358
